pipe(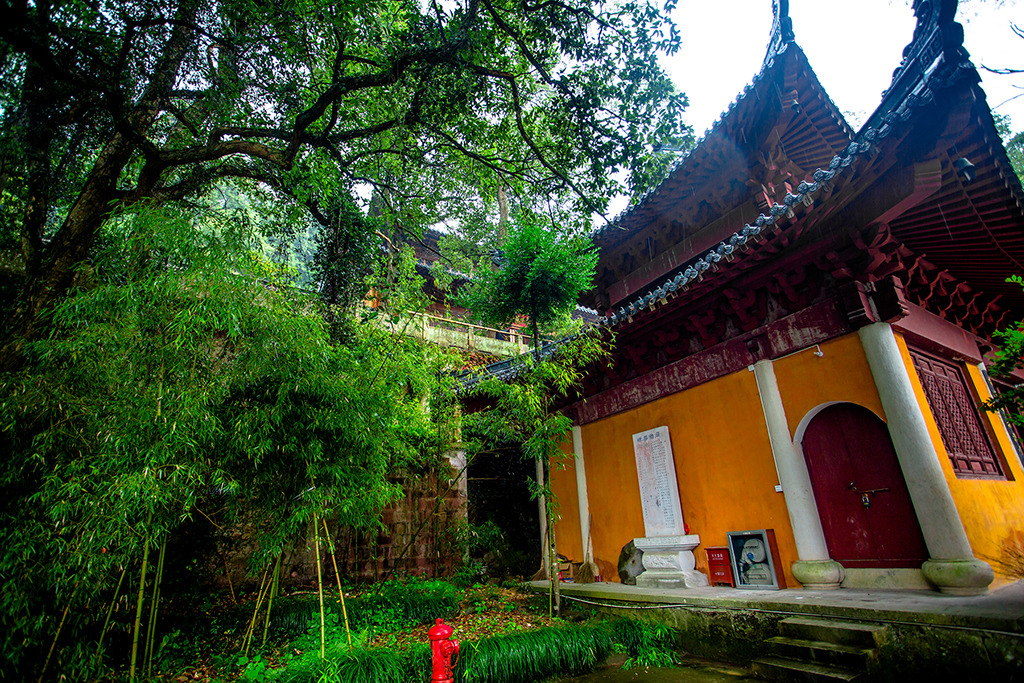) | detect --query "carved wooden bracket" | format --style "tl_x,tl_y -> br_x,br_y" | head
839,277 -> 910,328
